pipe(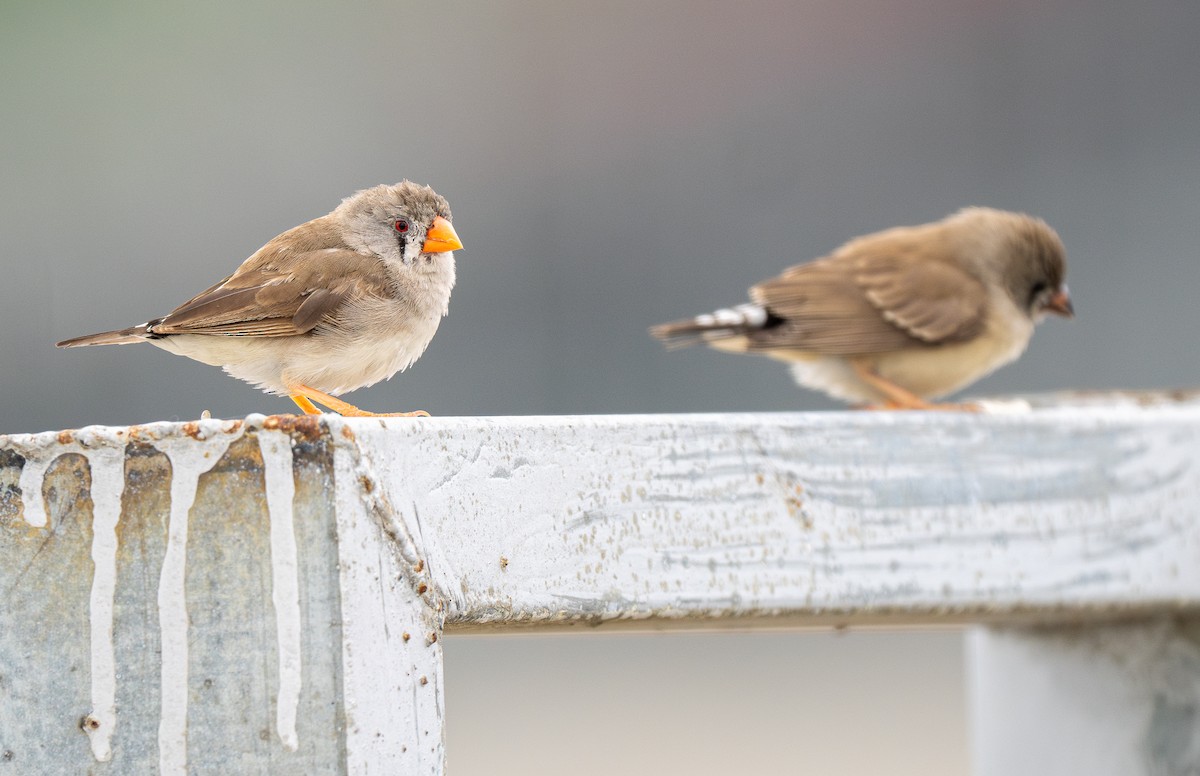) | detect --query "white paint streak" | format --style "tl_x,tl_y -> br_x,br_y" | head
84,446 -> 125,762
328,420 -> 446,775
261,430 -> 301,752
17,454 -> 52,527
157,427 -> 239,776
7,428 -> 134,761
